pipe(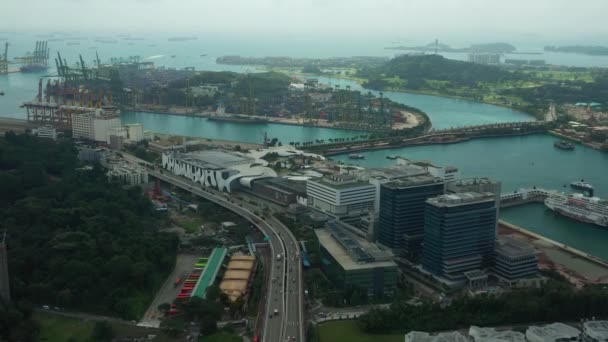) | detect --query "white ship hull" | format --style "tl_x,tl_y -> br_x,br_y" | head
545,194 -> 608,228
